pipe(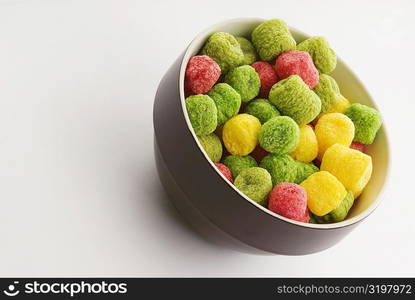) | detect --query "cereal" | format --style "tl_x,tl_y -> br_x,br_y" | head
350,141 -> 366,153
251,61 -> 279,98
208,83 -> 241,126
290,125 -> 318,163
244,99 -> 280,124
259,116 -> 300,154
275,50 -> 319,88
201,32 -> 244,73
214,163 -> 233,183
236,37 -> 258,65
313,74 -> 341,113
222,114 -> 261,155
301,171 -> 347,216
313,191 -> 354,223
224,65 -> 260,102
185,94 -> 217,136
294,161 -> 319,184
268,183 -> 308,222
185,55 -> 221,95
345,103 -> 382,144
223,155 -> 258,178
297,36 -> 337,74
321,144 -> 372,197
198,133 -> 222,162
251,19 -> 296,61
315,112 -> 355,160
260,154 -> 297,185
234,167 -> 273,206
269,75 -> 321,125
